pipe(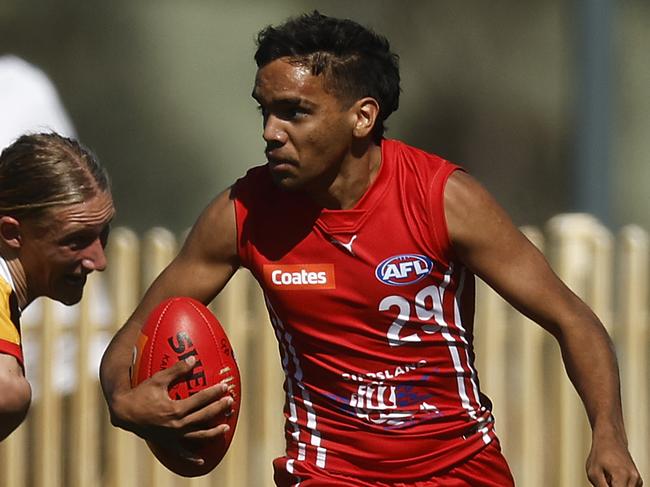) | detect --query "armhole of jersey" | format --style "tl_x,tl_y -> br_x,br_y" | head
231,181 -> 250,267
428,164 -> 464,264
231,190 -> 245,265
0,341 -> 24,368
0,289 -> 24,368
